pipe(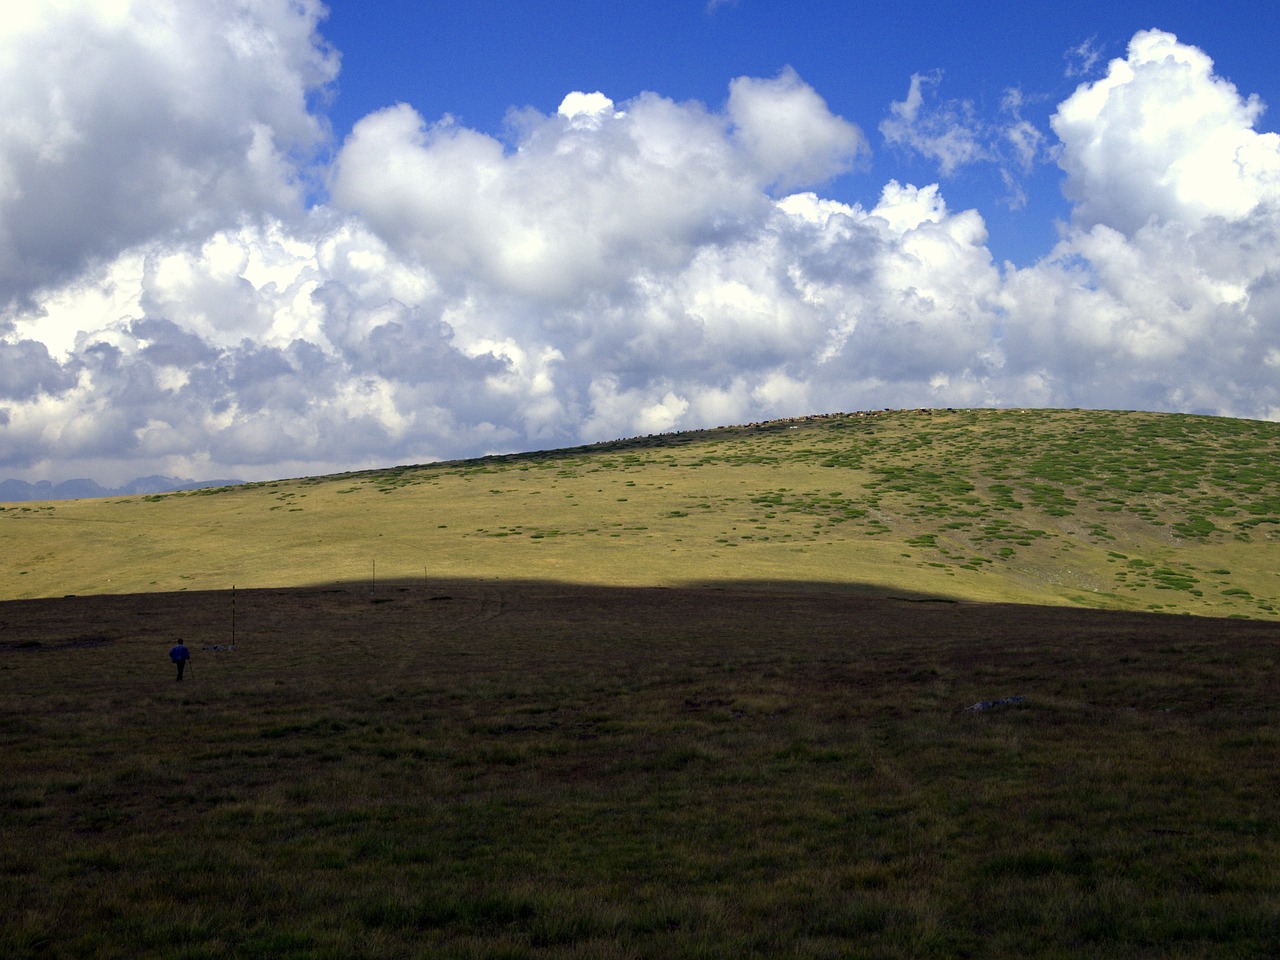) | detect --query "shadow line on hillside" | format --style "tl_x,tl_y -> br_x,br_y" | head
7,575 -> 1276,634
